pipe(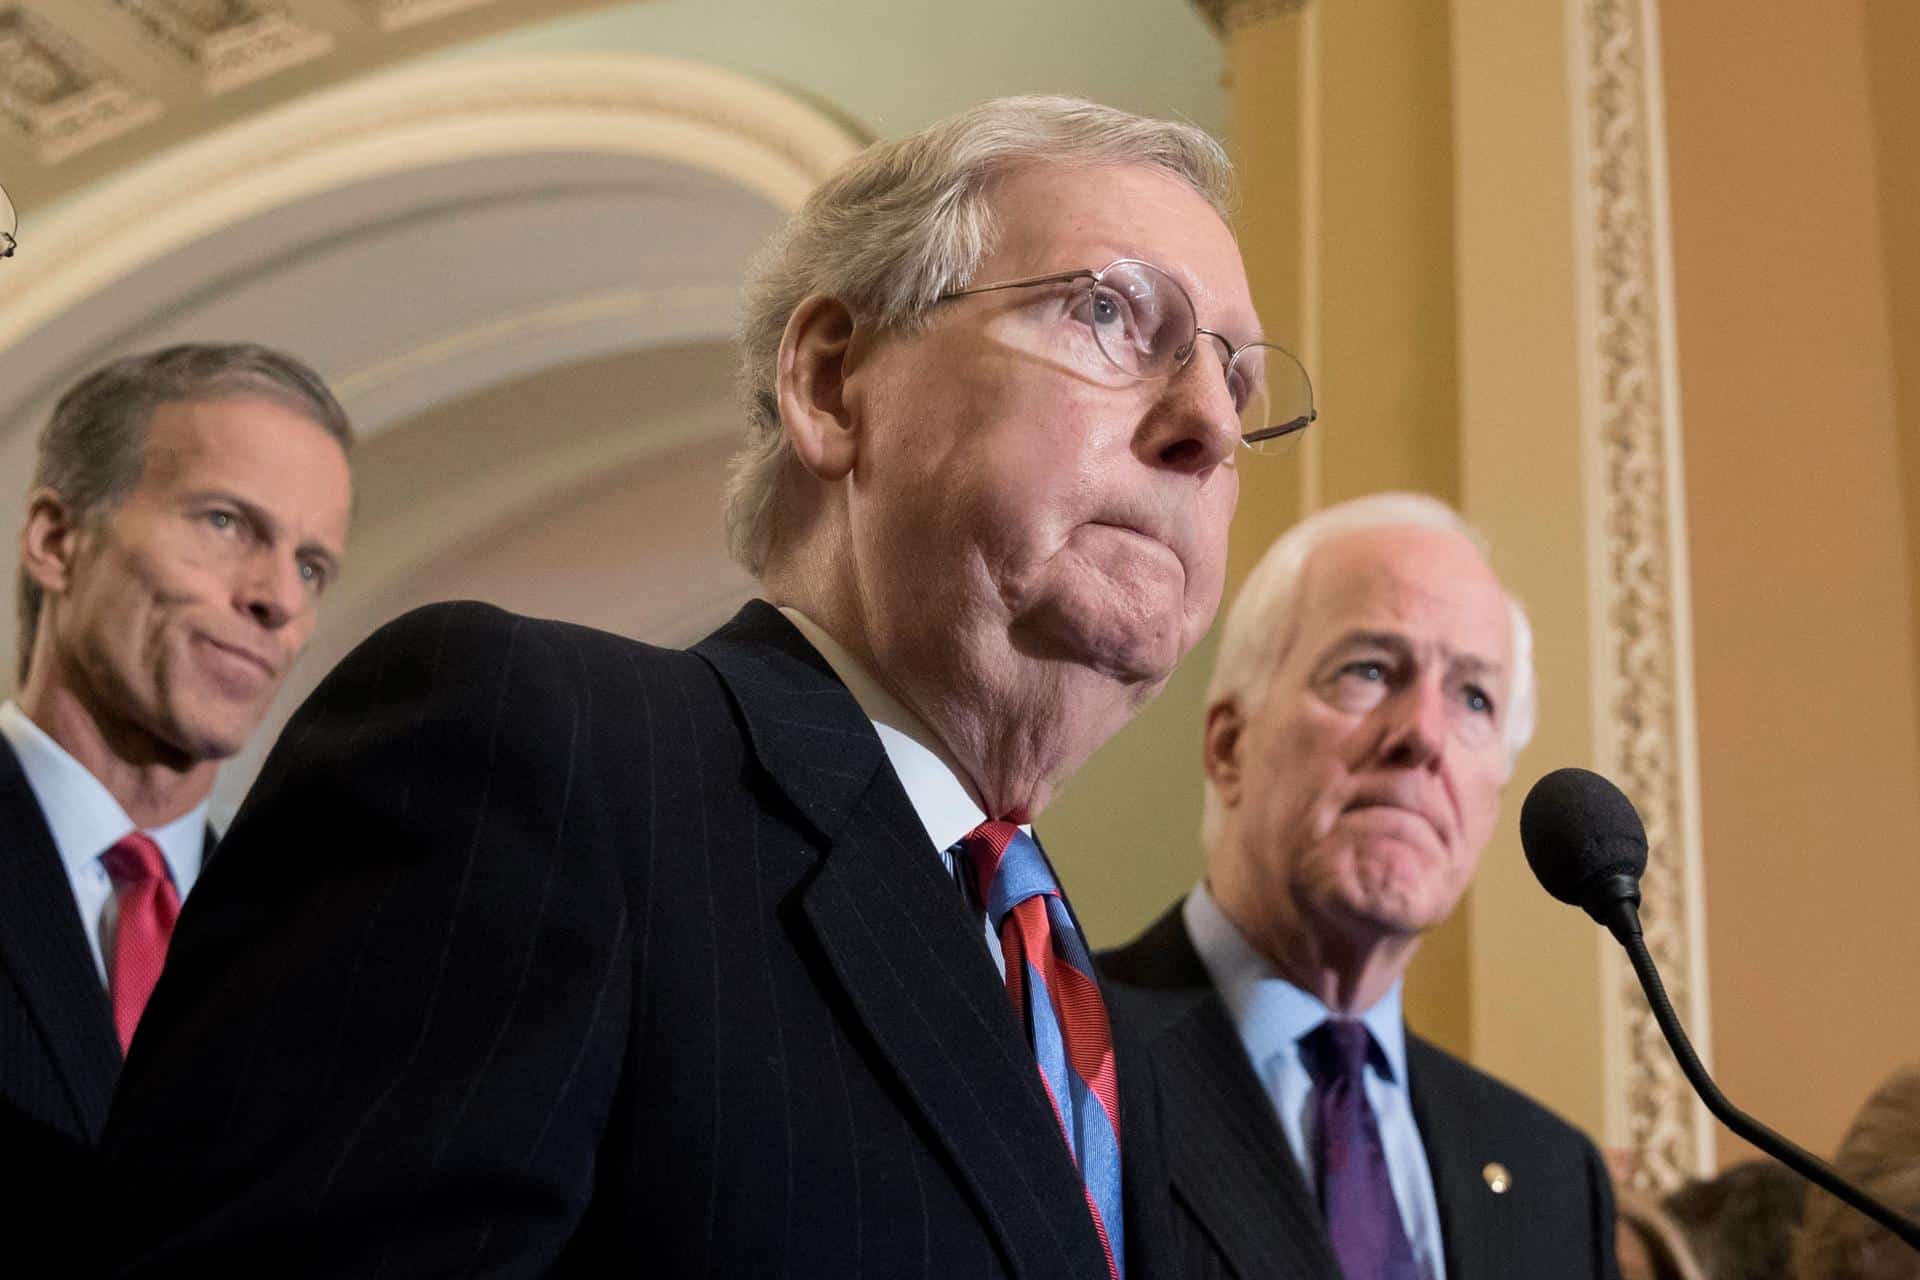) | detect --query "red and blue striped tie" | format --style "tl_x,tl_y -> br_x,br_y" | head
961,820 -> 1123,1280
